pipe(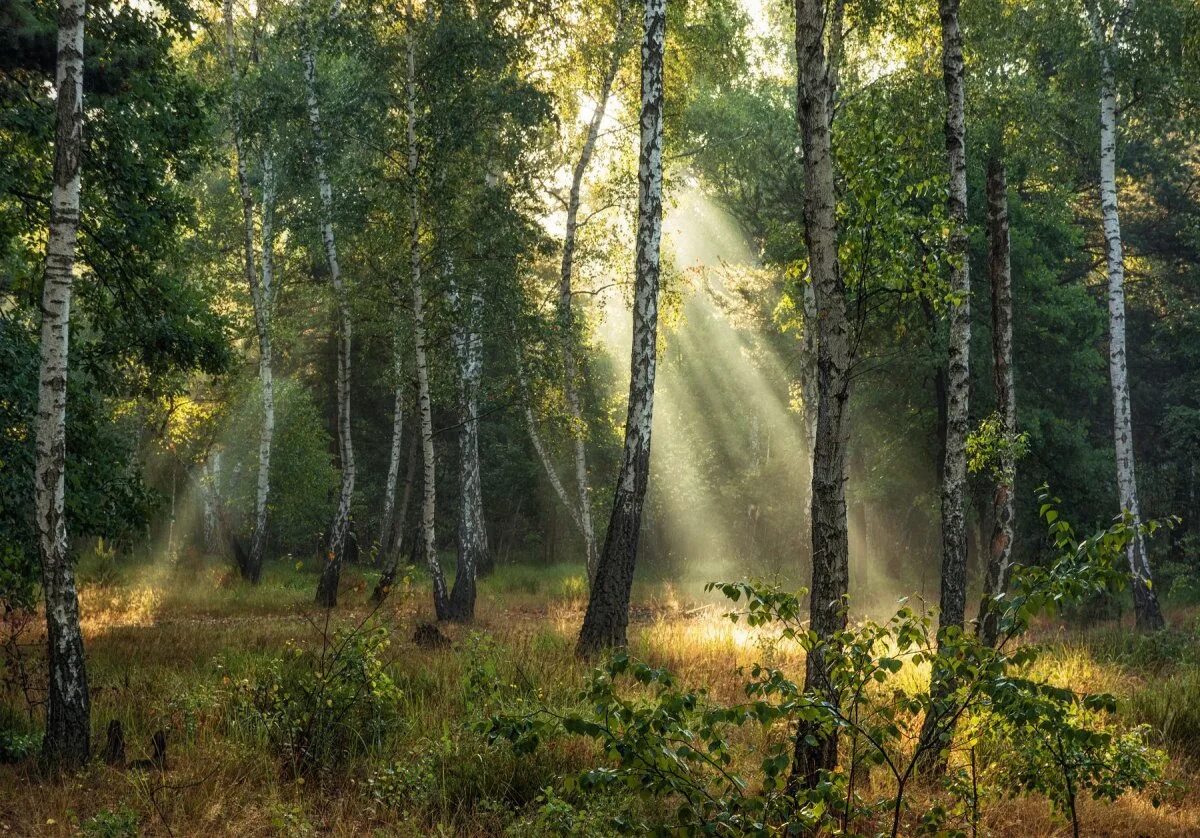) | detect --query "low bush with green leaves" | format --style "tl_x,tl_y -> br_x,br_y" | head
485,493 -> 1168,836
